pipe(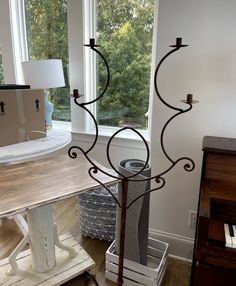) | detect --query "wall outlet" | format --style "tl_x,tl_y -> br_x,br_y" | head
188,211 -> 197,229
